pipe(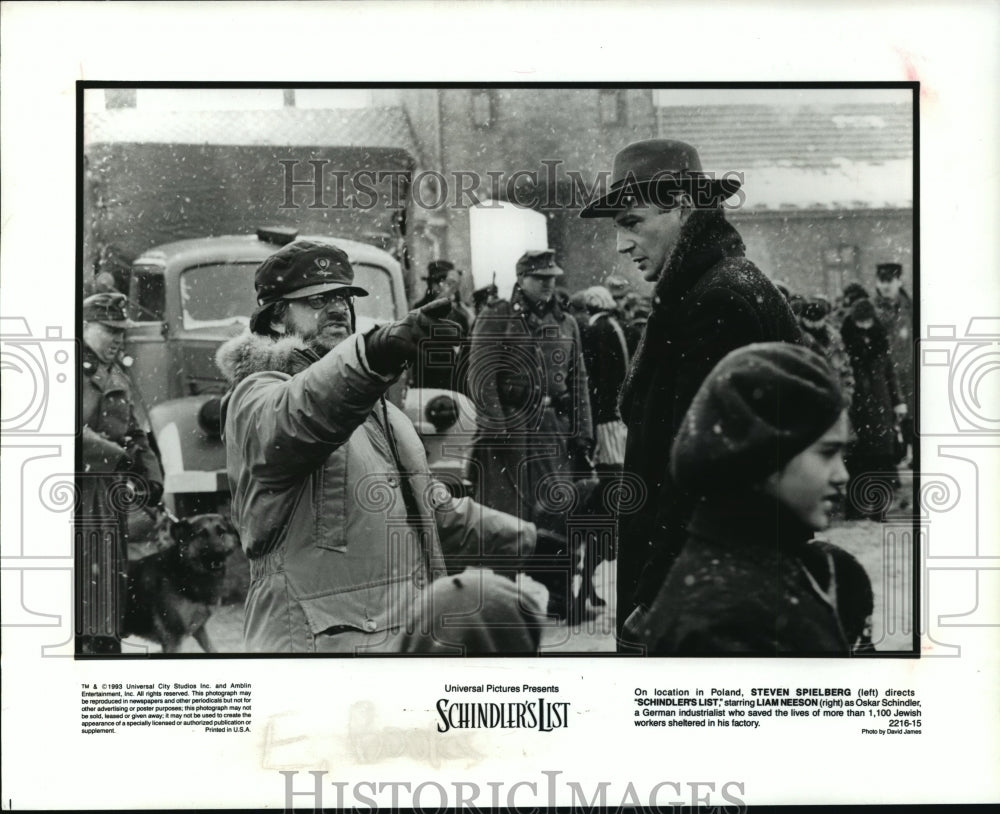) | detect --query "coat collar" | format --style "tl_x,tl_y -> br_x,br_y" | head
653,208 -> 745,309
619,209 -> 745,415
81,342 -> 124,389
215,330 -> 322,386
510,283 -> 565,323
687,491 -> 816,555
